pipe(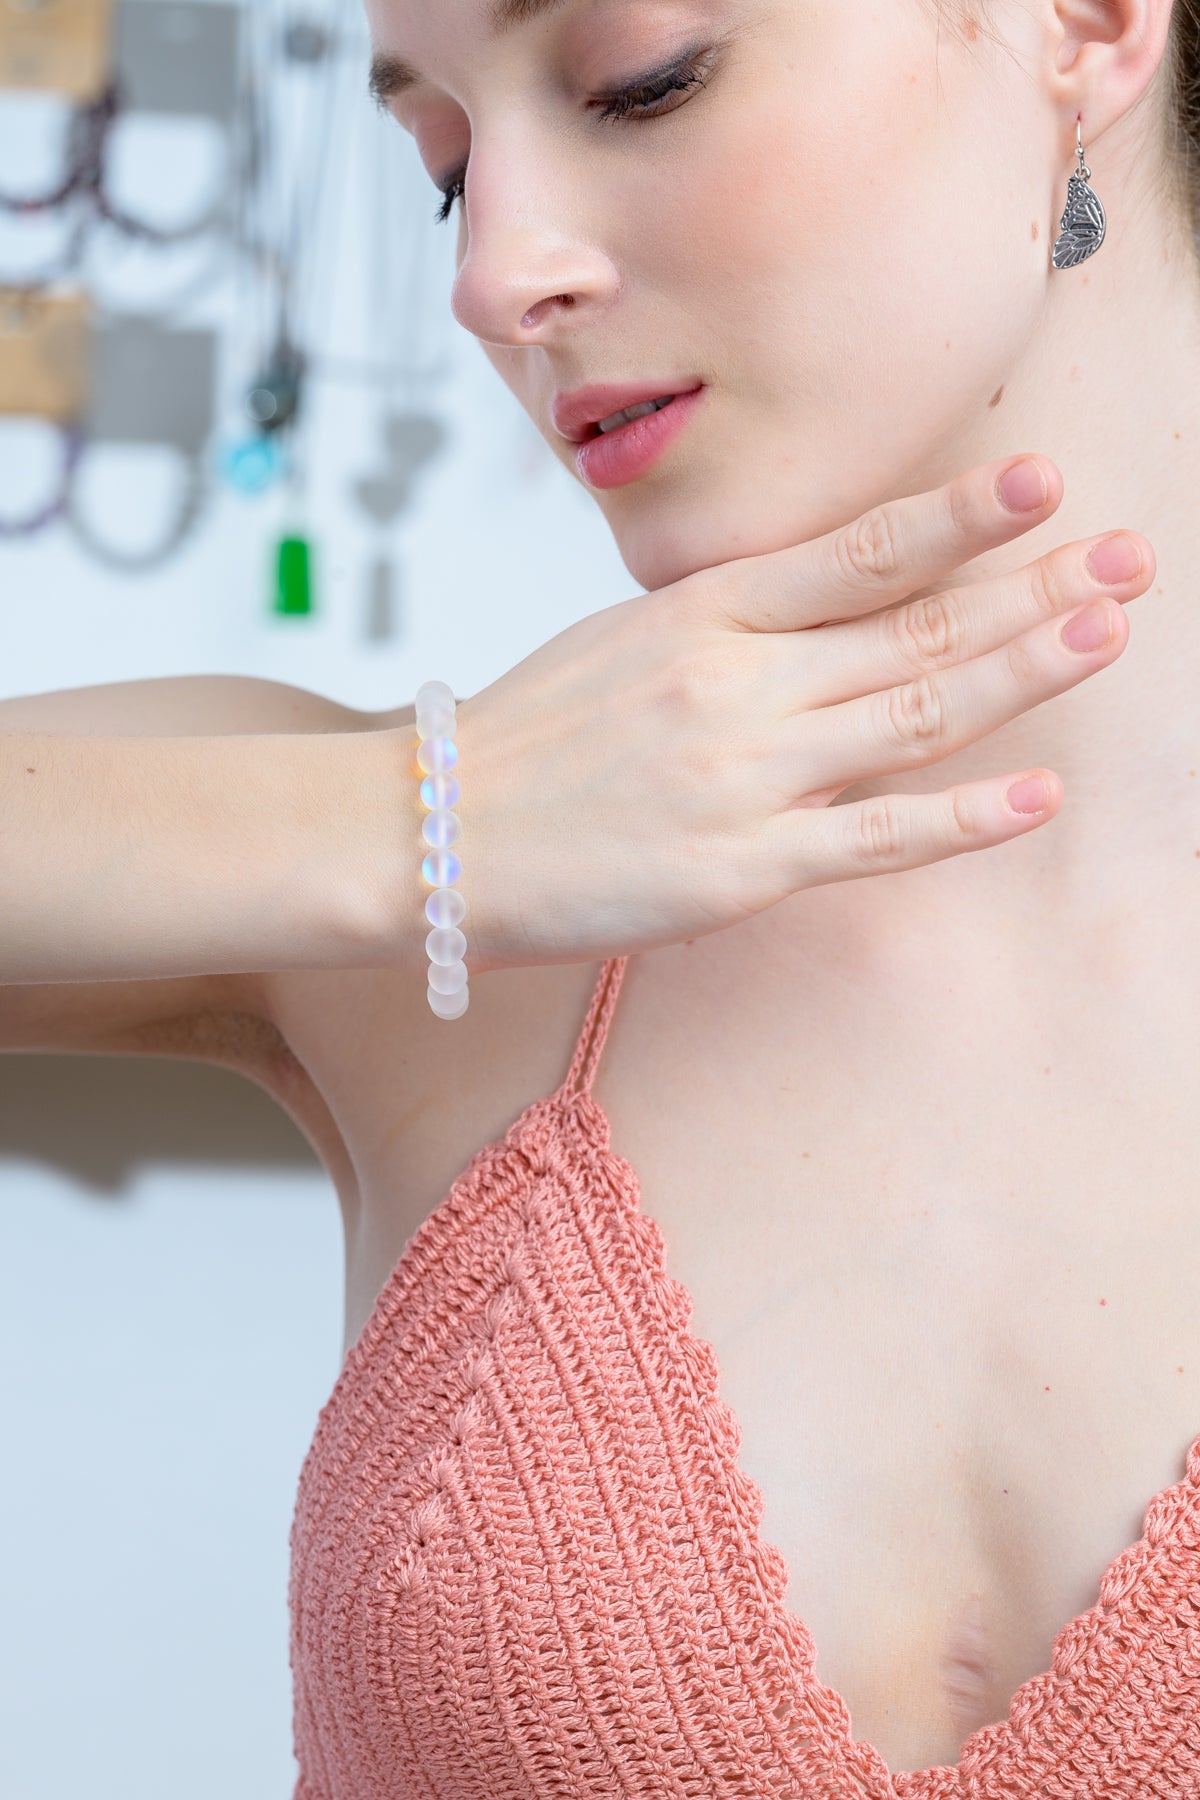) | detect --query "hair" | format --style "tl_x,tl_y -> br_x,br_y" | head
936,0 -> 1200,249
